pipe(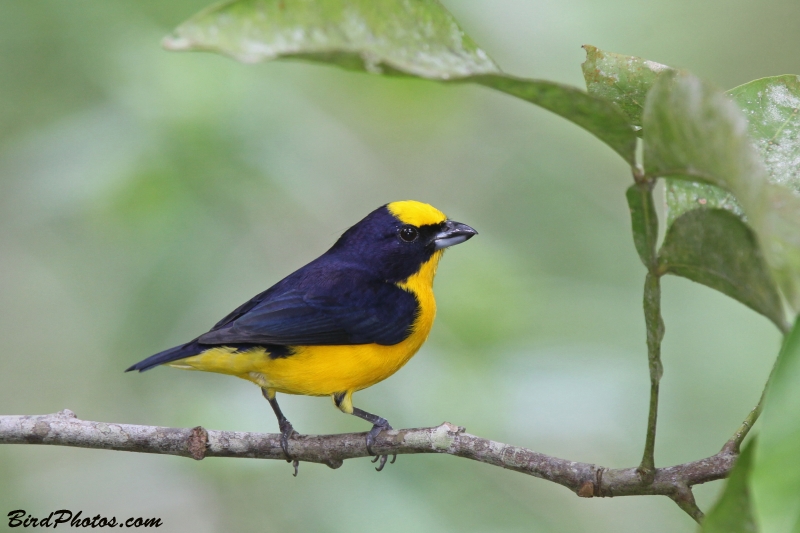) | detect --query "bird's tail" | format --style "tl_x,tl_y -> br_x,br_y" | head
125,340 -> 202,372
